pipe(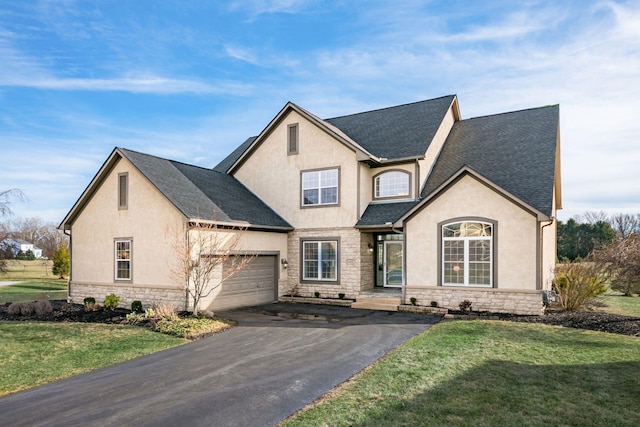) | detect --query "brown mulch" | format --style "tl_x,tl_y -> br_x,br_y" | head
0,300 -> 131,324
1,300 -> 639,337
503,308 -> 640,337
